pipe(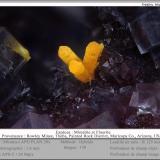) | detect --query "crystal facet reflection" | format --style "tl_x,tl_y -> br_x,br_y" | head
129,83 -> 160,116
